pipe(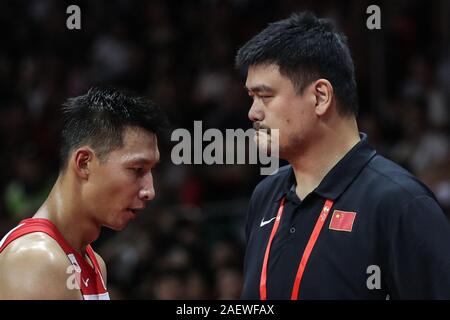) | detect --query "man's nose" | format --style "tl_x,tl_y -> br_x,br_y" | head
248,100 -> 263,122
139,172 -> 155,201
